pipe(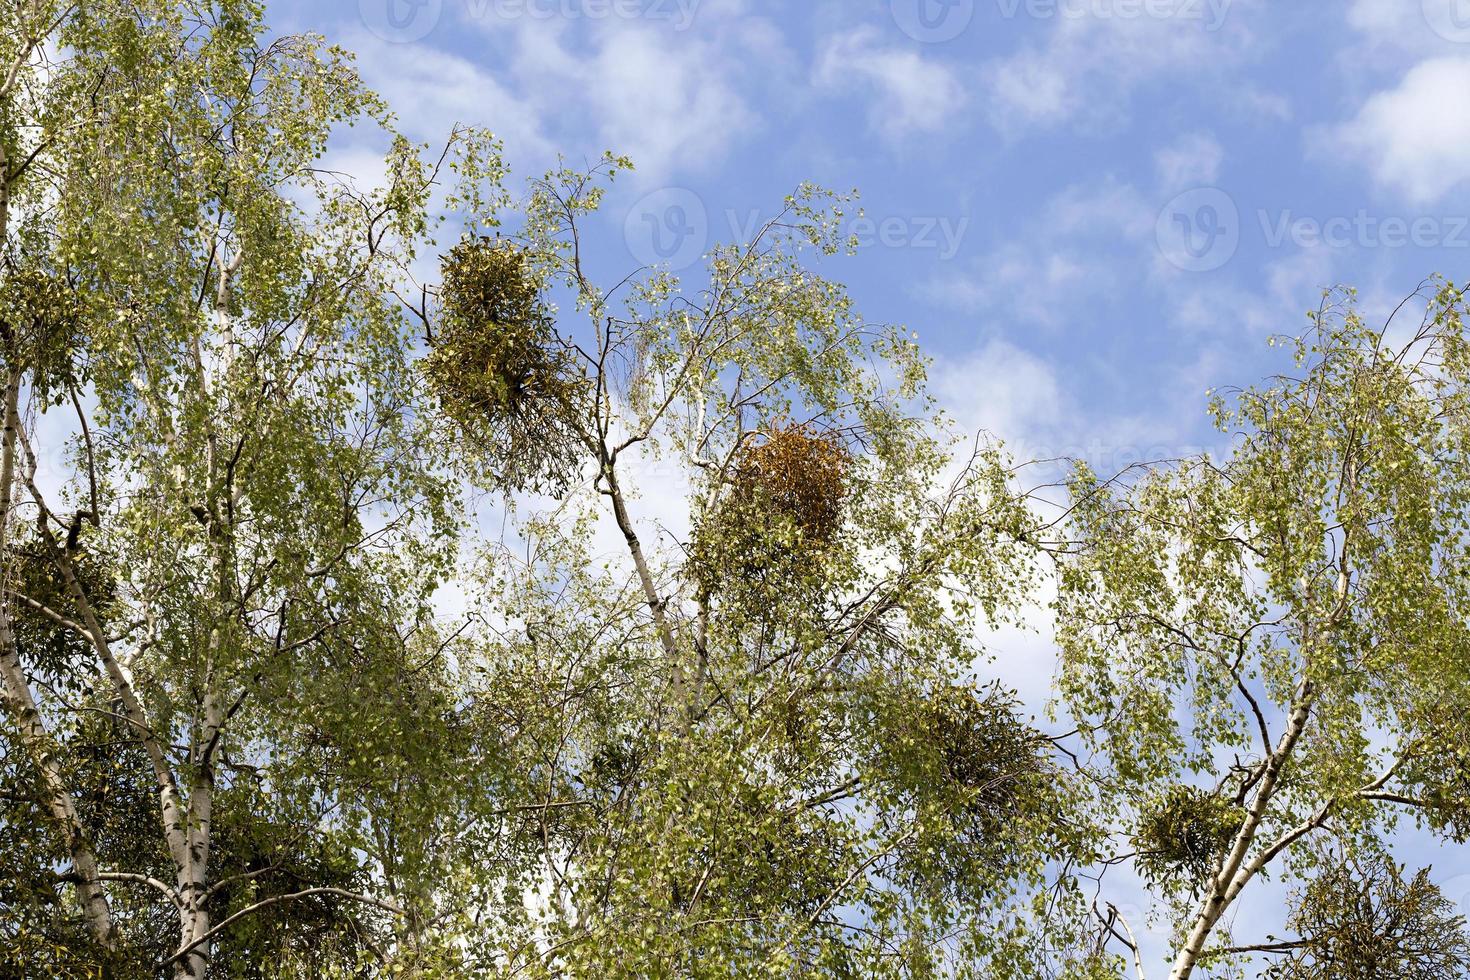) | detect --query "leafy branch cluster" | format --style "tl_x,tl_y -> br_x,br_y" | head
1132,786 -> 1245,892
424,236 -> 588,495
1263,855 -> 1470,980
